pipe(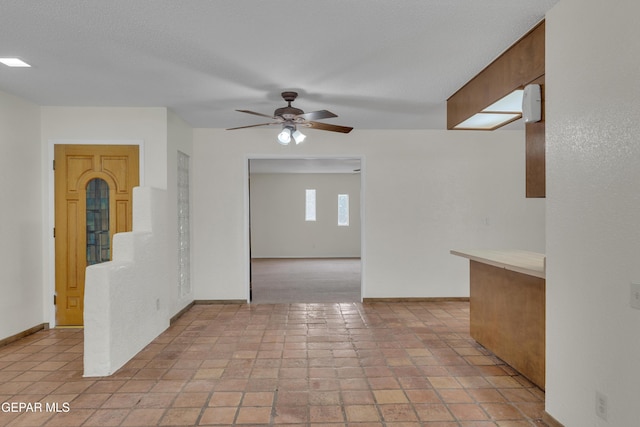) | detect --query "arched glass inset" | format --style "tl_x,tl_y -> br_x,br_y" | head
86,178 -> 110,265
